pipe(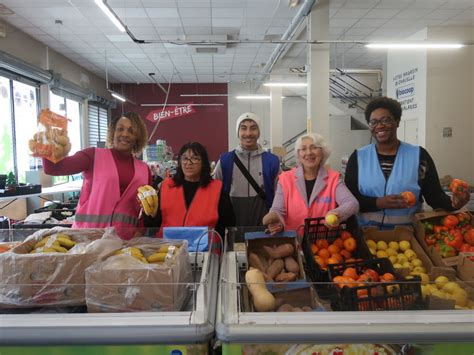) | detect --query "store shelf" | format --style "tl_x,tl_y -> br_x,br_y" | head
0,251 -> 219,346
216,251 -> 474,344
